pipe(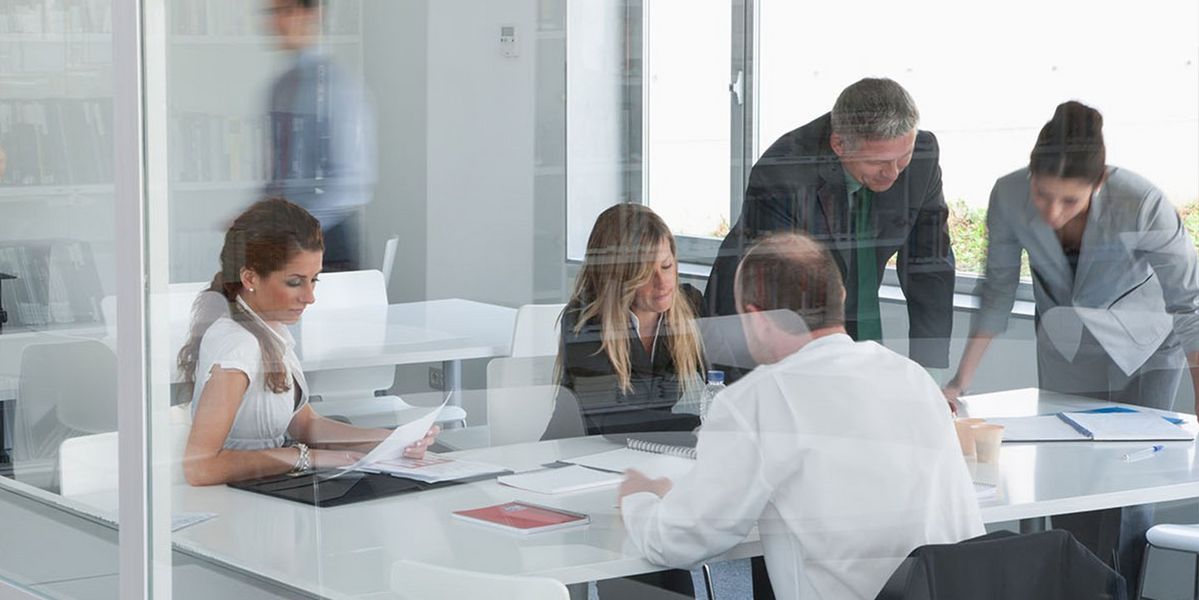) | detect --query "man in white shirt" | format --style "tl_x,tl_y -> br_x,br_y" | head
619,232 -> 984,599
